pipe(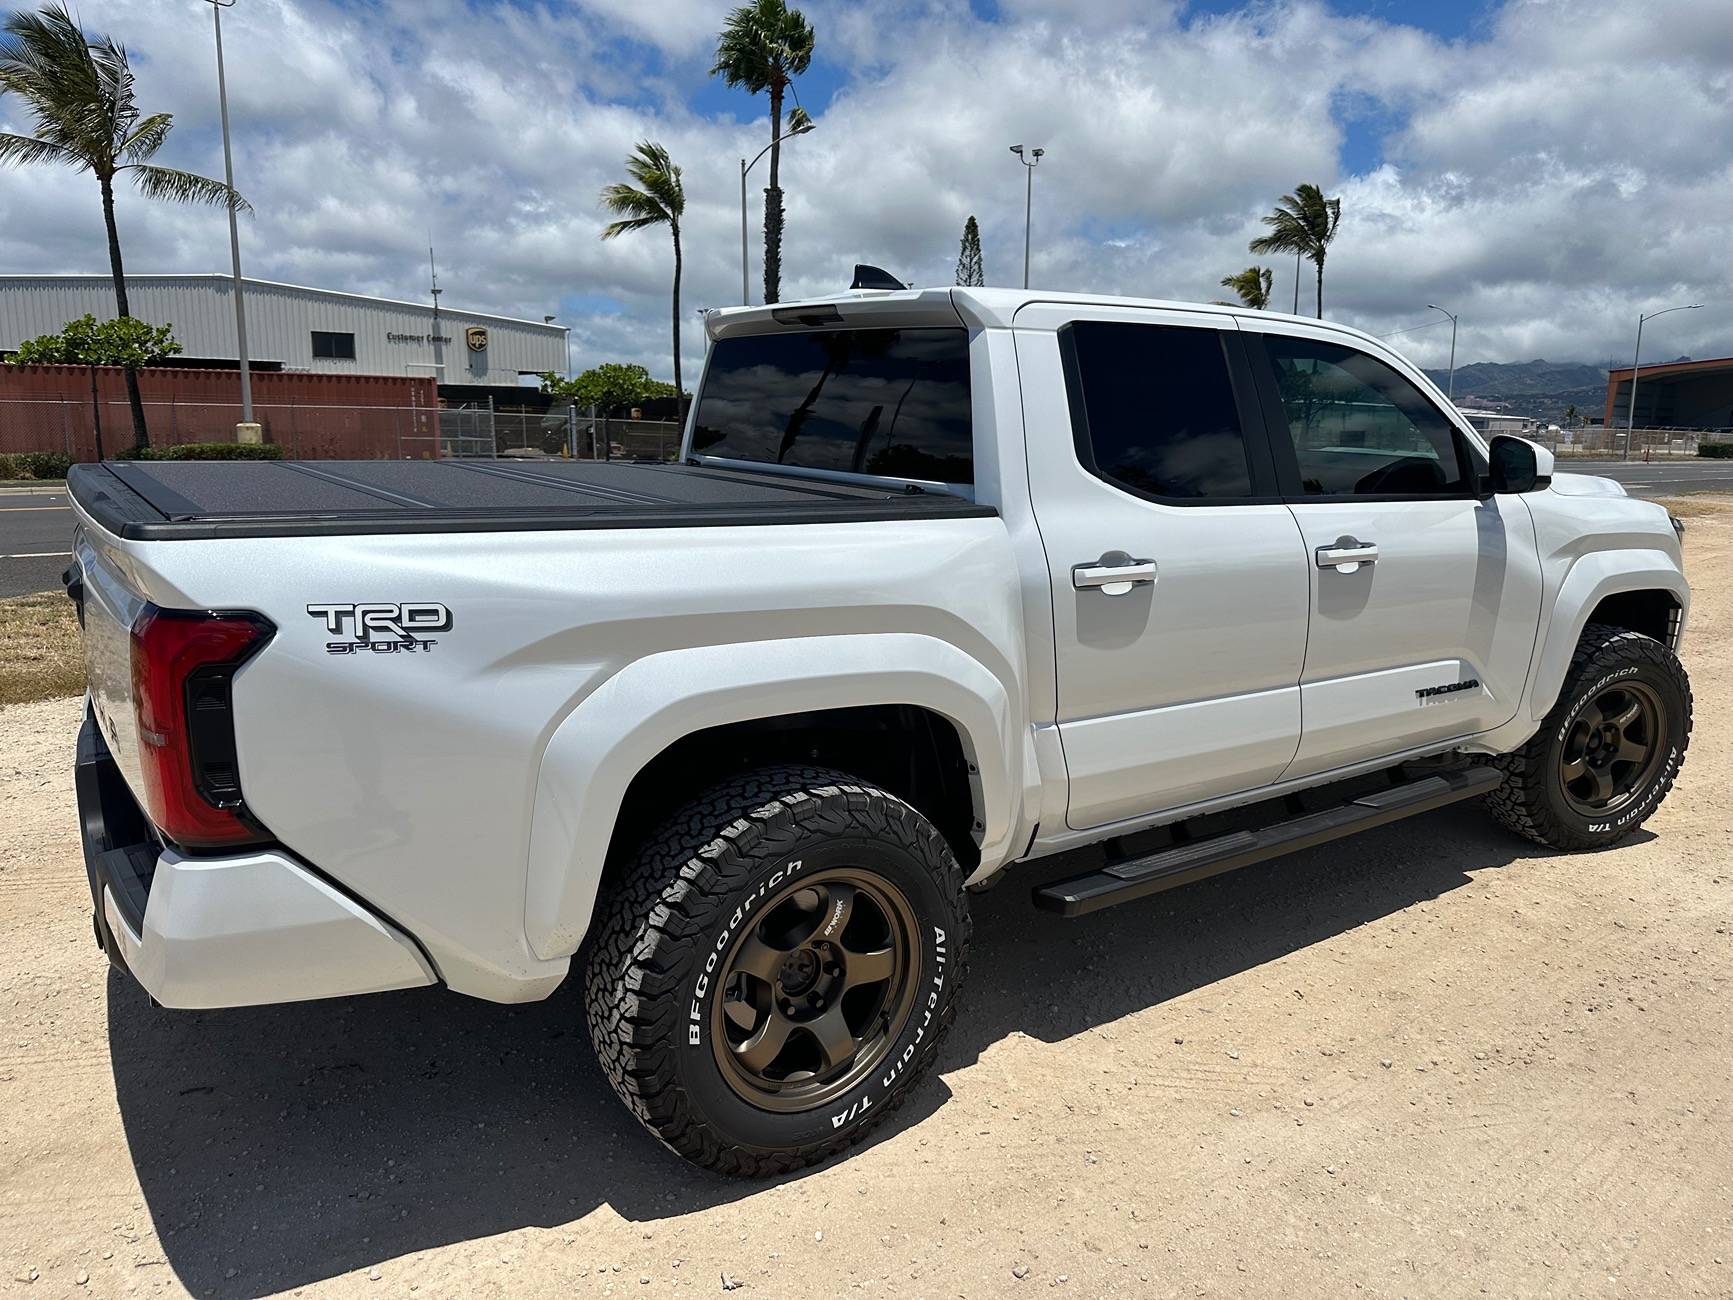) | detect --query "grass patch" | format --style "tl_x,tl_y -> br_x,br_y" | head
0,590 -> 85,707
